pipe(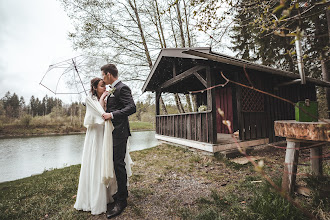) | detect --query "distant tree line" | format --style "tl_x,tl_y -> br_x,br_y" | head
0,92 -> 64,118
0,92 -> 88,122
